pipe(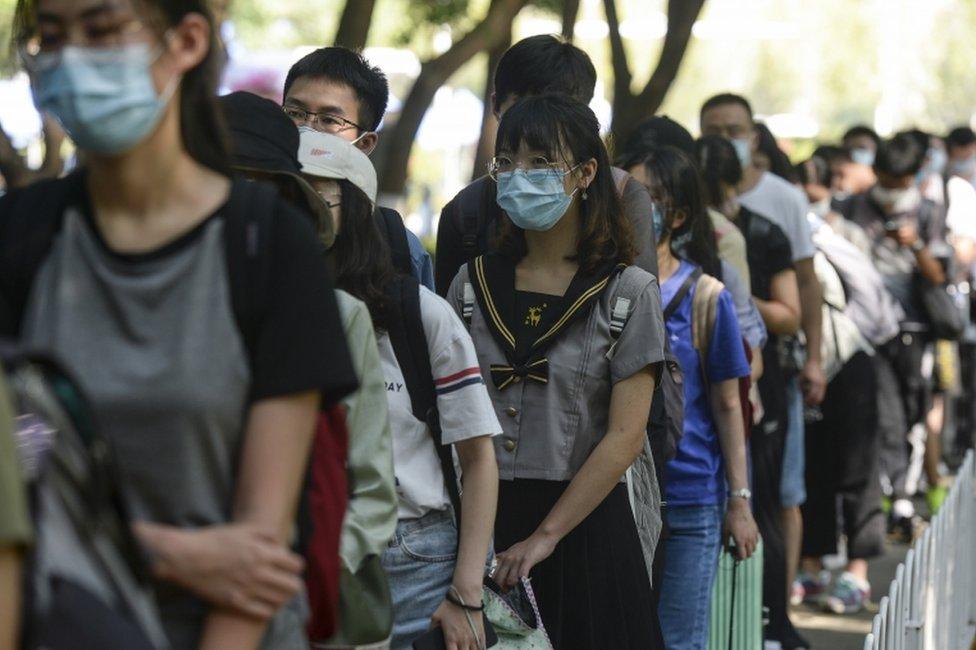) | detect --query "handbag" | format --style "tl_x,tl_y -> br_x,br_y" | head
482,576 -> 554,649
917,276 -> 966,341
